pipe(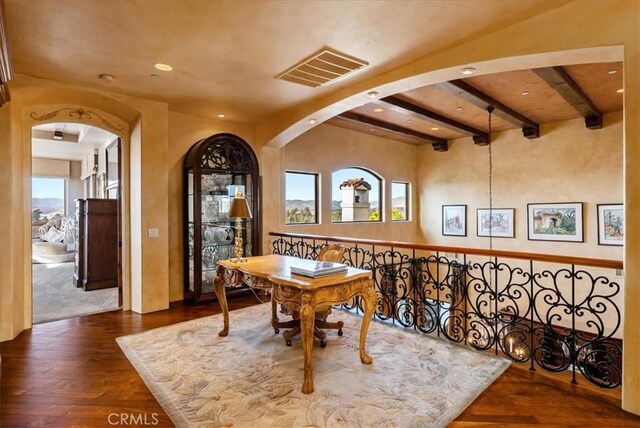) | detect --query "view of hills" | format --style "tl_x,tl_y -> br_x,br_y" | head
32,197 -> 64,216
286,197 -> 405,211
